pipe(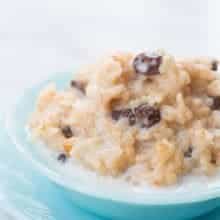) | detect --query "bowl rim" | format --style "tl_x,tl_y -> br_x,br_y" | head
5,72 -> 220,206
